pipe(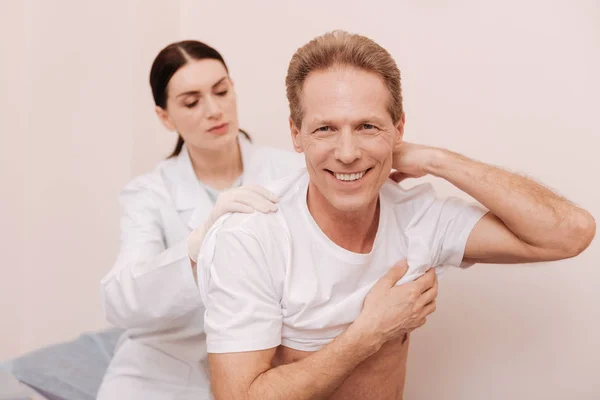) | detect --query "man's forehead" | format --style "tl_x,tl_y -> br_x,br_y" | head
301,70 -> 392,126
303,67 -> 385,93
